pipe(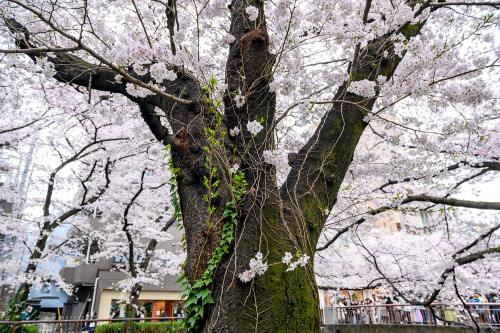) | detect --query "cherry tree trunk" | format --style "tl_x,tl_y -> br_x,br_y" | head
174,153 -> 321,332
